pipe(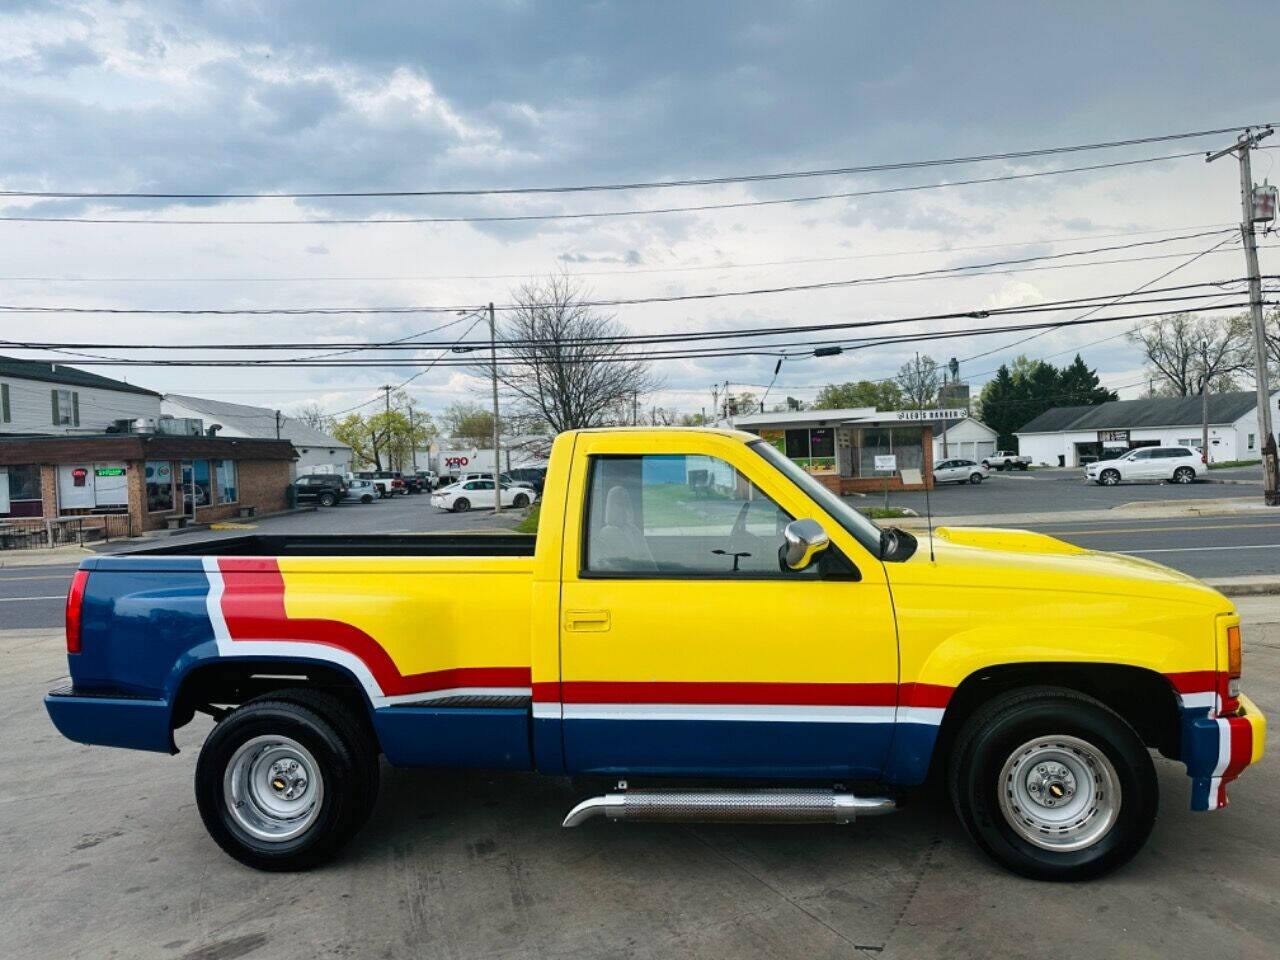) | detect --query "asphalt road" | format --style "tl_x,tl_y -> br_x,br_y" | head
4,601 -> 1277,959
881,464 -> 1264,517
